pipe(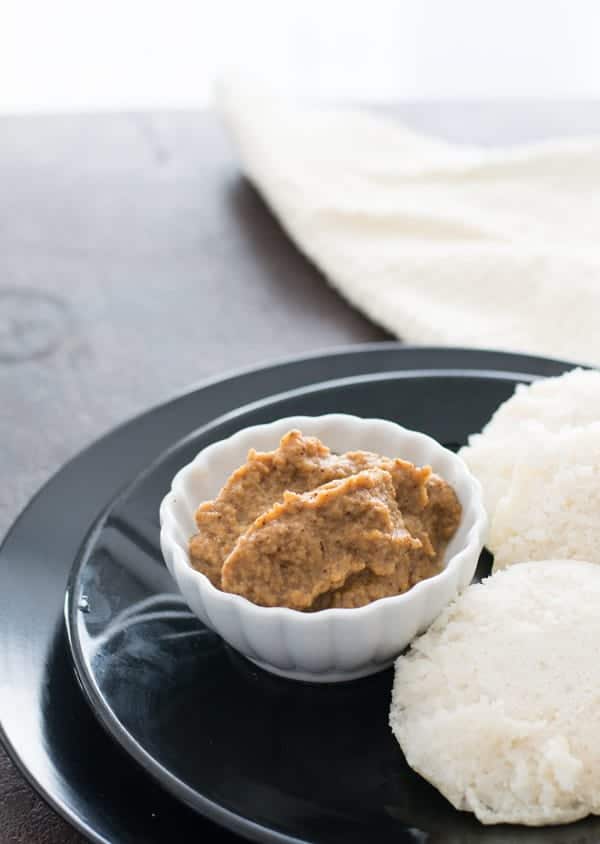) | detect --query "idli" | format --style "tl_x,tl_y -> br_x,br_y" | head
390,561 -> 600,826
459,367 -> 600,516
490,423 -> 600,570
